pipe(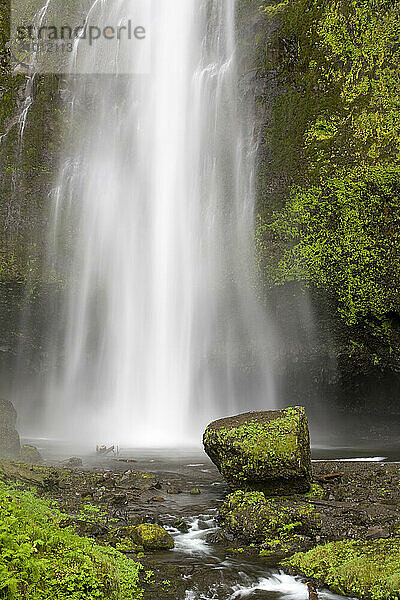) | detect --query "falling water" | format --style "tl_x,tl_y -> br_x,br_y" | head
43,0 -> 275,446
